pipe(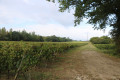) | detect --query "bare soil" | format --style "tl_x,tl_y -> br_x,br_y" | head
42,43 -> 120,80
